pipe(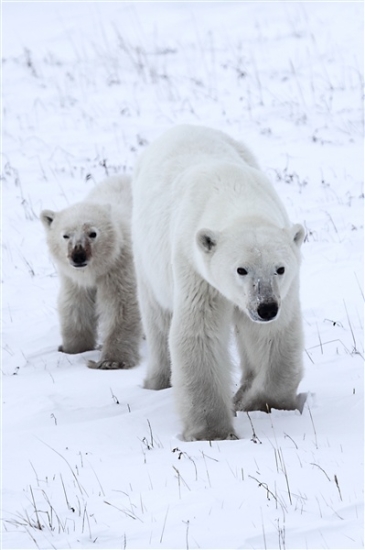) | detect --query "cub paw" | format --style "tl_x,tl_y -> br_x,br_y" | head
87,359 -> 132,370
